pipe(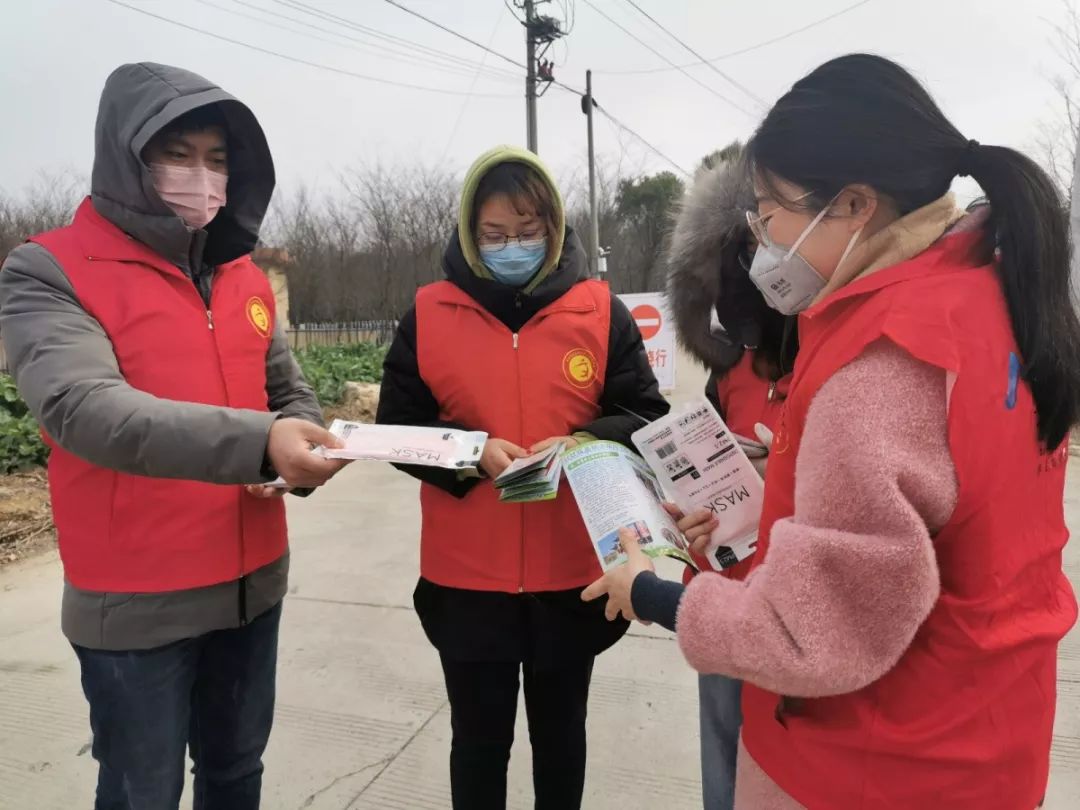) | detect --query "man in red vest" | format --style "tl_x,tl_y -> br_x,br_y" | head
0,63 -> 344,810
